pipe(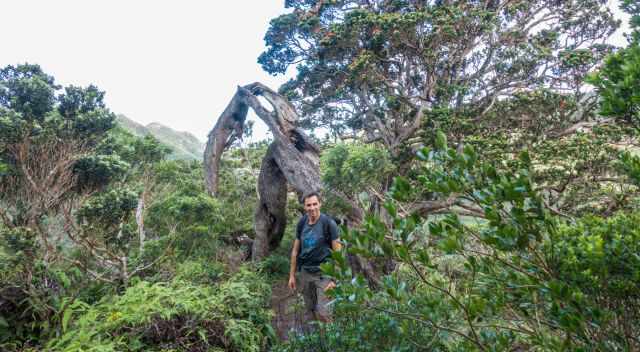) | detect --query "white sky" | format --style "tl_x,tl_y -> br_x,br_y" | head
0,1 -> 632,143
1,0 -> 292,142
